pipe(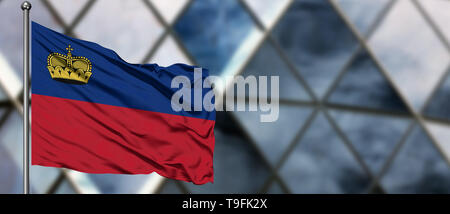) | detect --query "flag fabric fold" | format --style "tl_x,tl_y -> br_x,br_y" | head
31,22 -> 215,185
